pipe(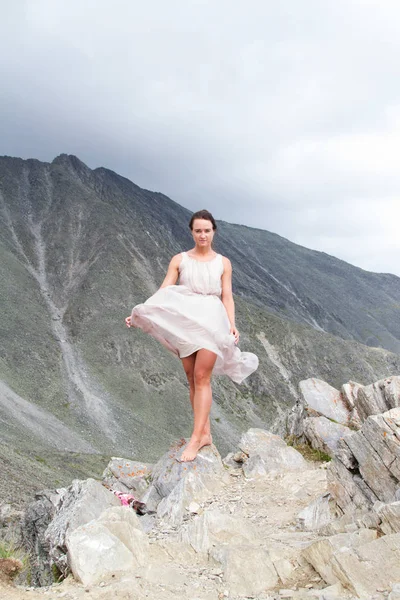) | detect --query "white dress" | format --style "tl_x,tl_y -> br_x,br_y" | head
130,252 -> 259,384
